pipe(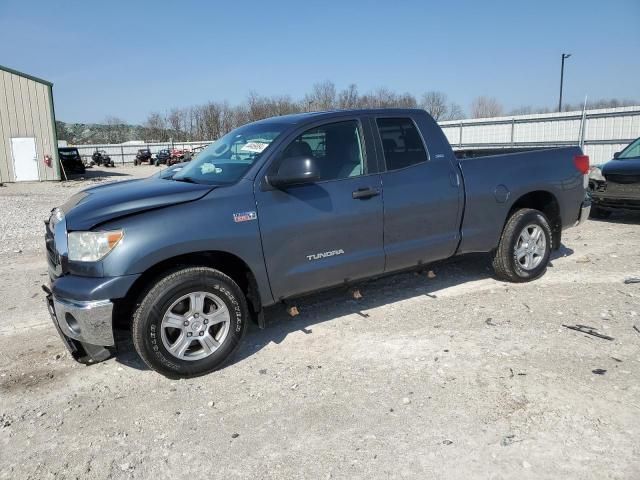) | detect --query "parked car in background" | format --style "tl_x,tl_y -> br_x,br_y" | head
57,147 -> 86,174
589,136 -> 640,218
44,109 -> 590,377
91,150 -> 115,167
134,148 -> 152,165
167,148 -> 191,166
154,149 -> 171,166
